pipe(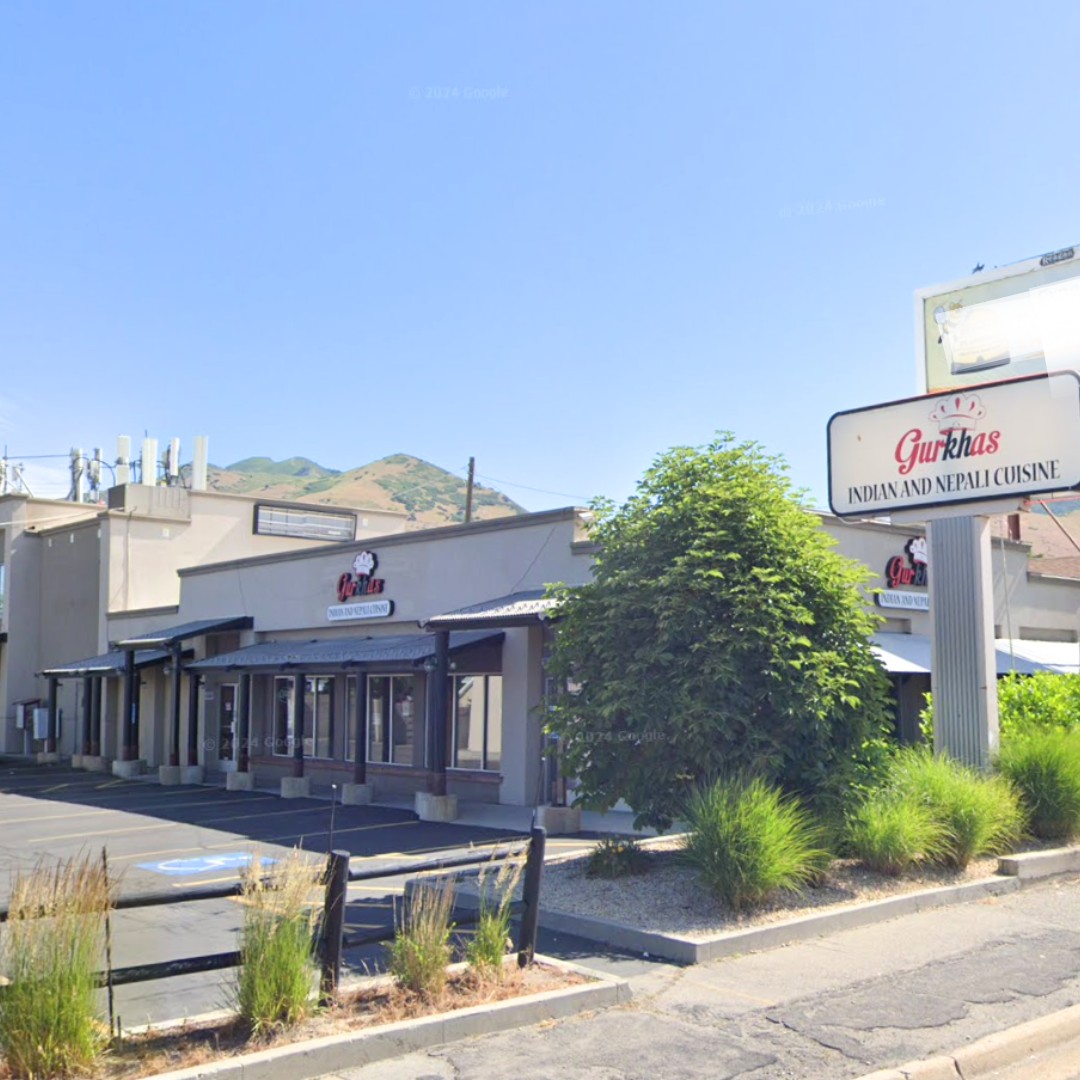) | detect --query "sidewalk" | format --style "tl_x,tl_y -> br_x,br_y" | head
317,869 -> 1080,1080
